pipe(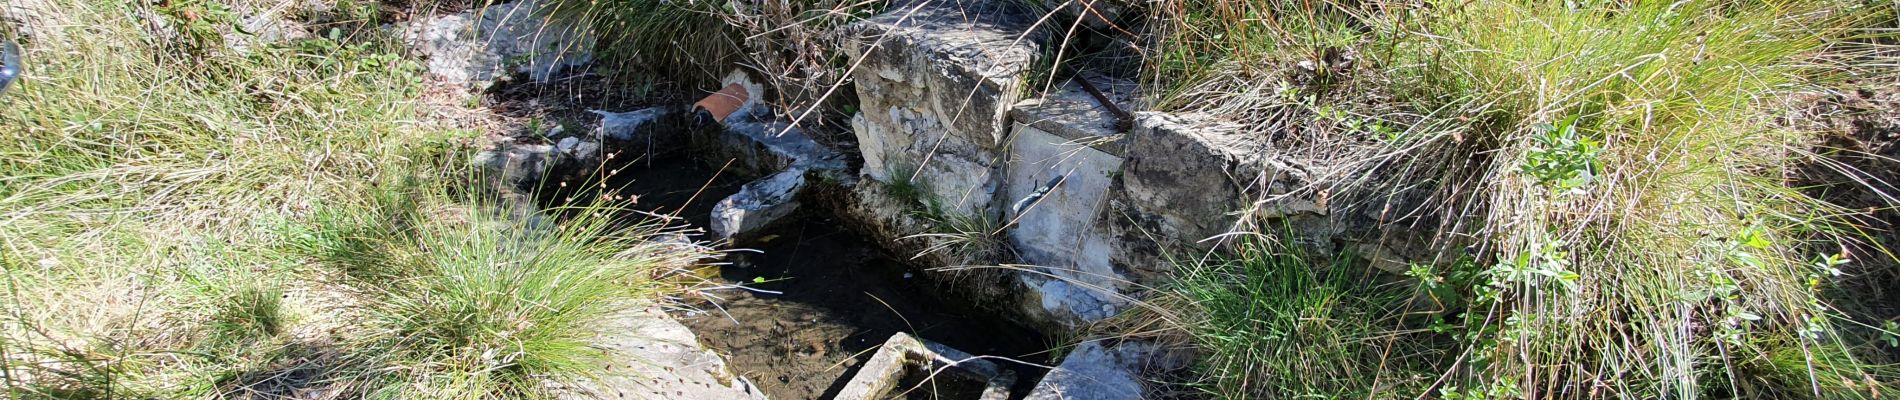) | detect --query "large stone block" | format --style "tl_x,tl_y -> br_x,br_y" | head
1025,341 -> 1185,400
556,306 -> 768,399
844,0 -> 1045,218
1110,112 -> 1325,277
1002,77 -> 1133,323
